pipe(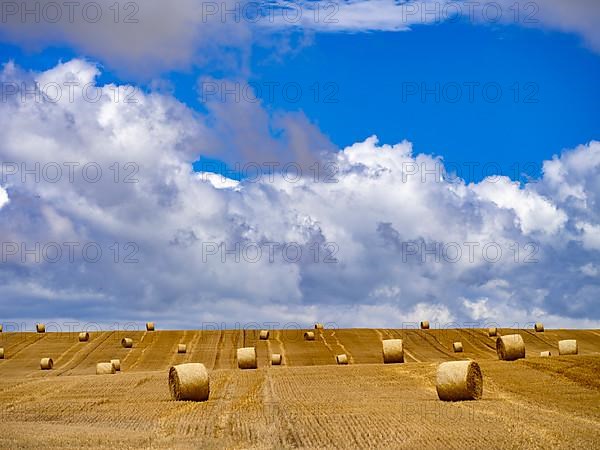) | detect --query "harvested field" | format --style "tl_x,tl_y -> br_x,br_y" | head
0,329 -> 599,448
